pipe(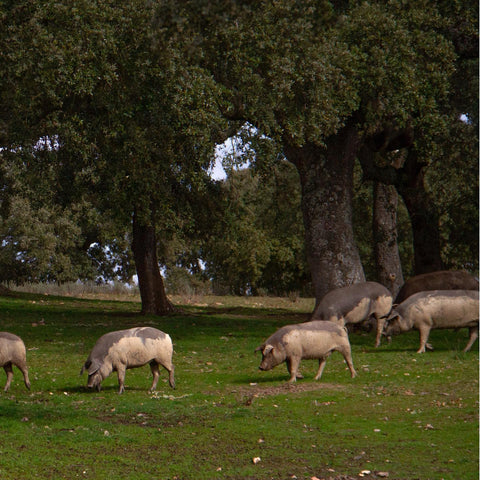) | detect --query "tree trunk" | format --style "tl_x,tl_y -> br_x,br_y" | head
285,124 -> 365,306
397,149 -> 443,274
358,132 -> 443,277
131,210 -> 174,315
373,182 -> 404,296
